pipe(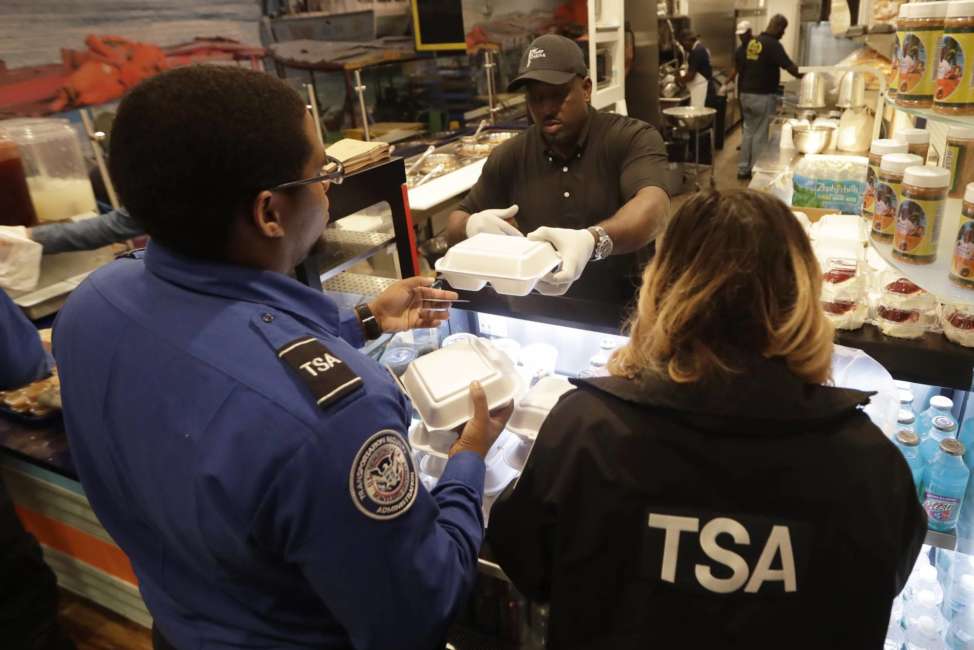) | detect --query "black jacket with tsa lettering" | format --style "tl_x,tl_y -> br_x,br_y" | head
487,357 -> 926,649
